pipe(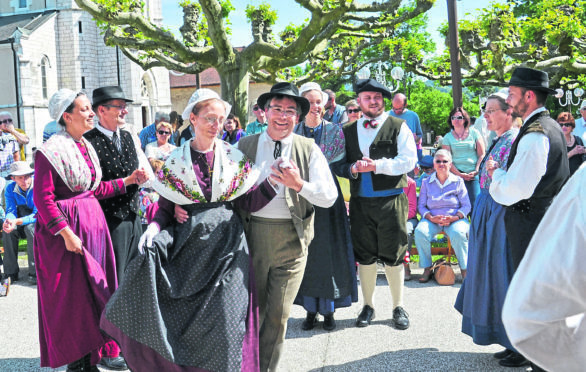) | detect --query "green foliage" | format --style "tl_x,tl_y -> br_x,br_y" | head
245,3 -> 278,26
